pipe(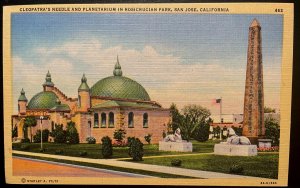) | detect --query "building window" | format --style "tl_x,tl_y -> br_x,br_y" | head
143,113 -> 148,128
109,112 -> 114,127
78,95 -> 81,107
234,118 -> 237,122
94,113 -> 99,127
101,113 -> 106,128
18,104 -> 20,112
221,118 -> 224,123
128,112 -> 134,128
